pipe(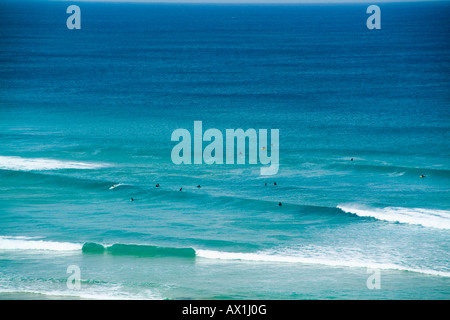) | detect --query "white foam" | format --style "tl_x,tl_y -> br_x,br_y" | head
0,236 -> 82,252
109,183 -> 125,190
0,236 -> 43,240
0,156 -> 108,171
387,172 -> 405,177
195,249 -> 450,277
337,205 -> 450,230
0,286 -> 162,300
